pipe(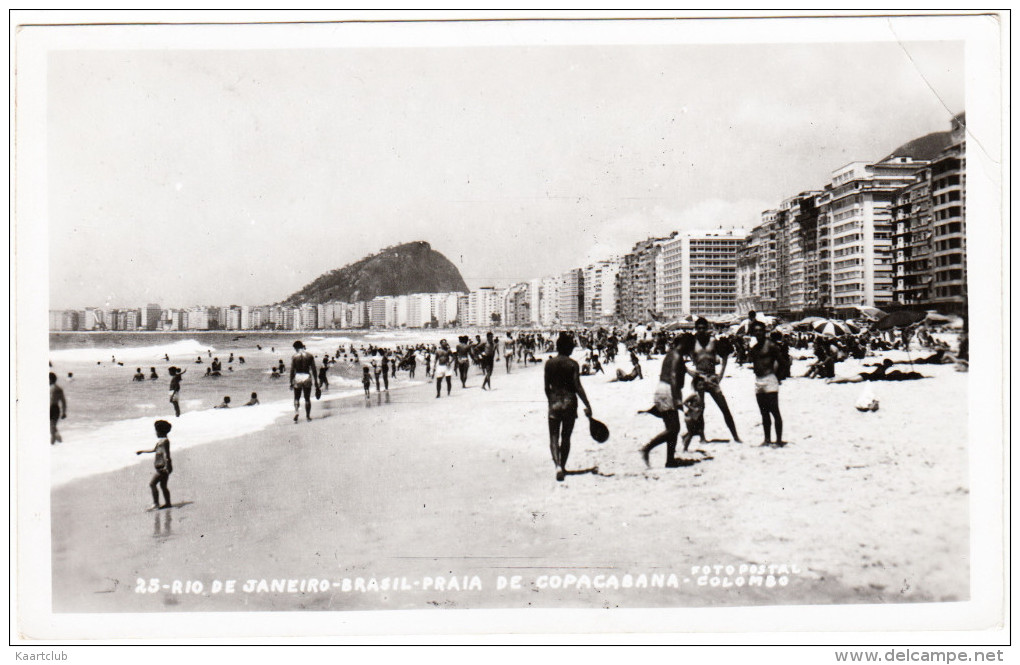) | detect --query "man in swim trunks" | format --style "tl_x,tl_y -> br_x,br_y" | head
434,338 -> 453,398
455,336 -> 471,388
168,366 -> 186,417
49,372 -> 67,444
481,331 -> 498,390
685,317 -> 741,442
505,332 -> 515,373
289,340 -> 320,422
749,321 -> 784,446
640,334 -> 688,467
545,332 -> 593,482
